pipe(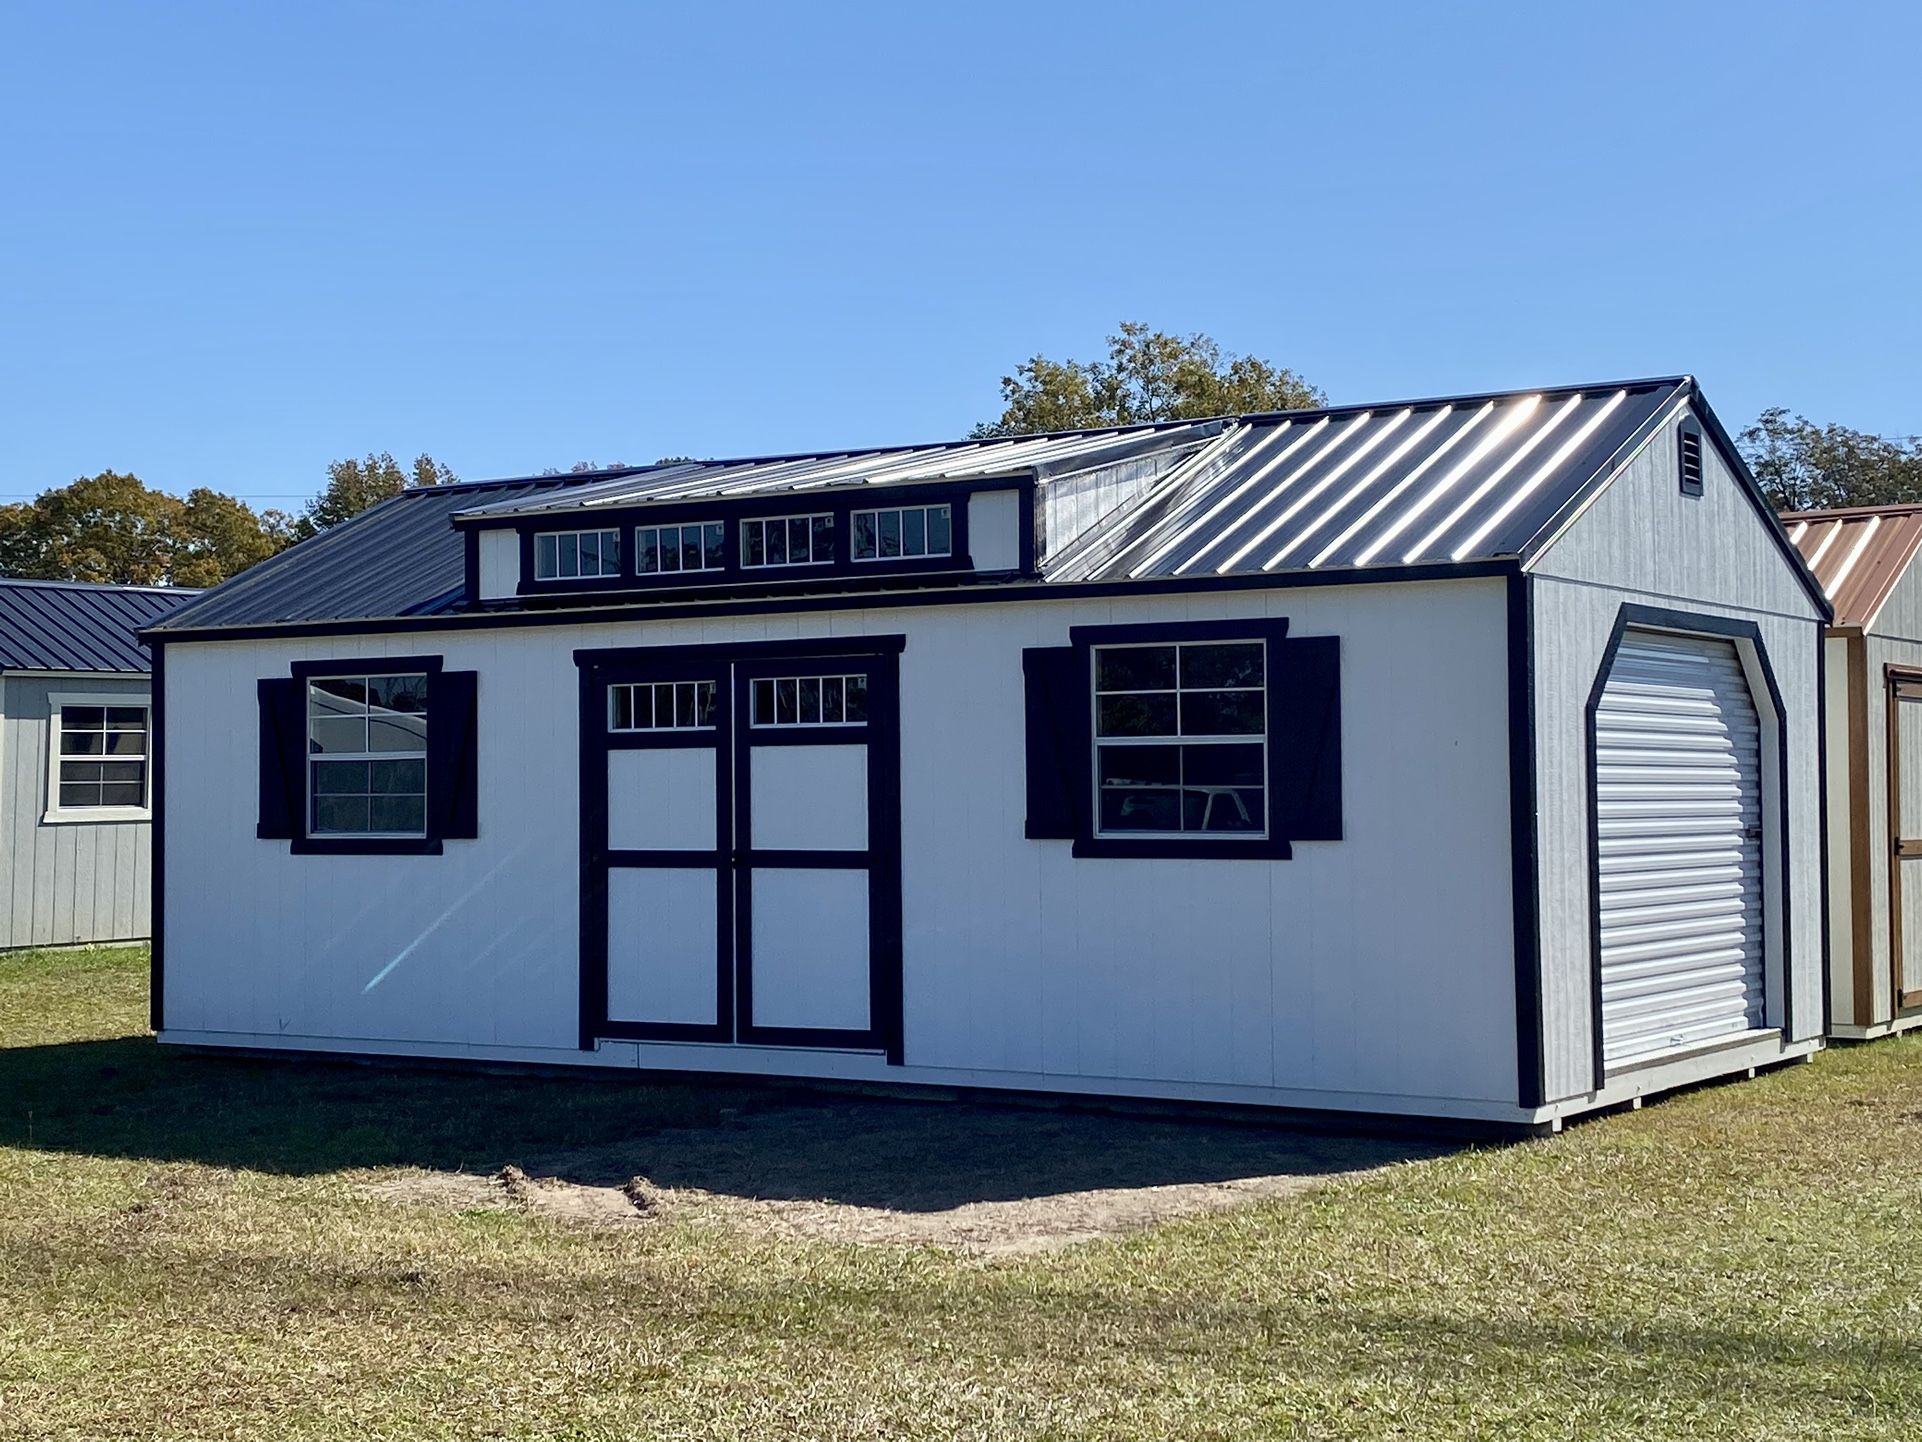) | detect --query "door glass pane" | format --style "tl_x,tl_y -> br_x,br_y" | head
822,676 -> 844,722
844,675 -> 868,723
